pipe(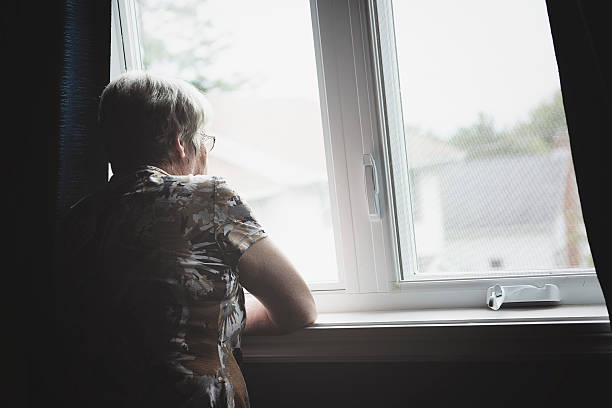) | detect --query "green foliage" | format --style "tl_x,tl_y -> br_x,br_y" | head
450,90 -> 568,158
450,112 -> 511,157
136,0 -> 247,93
